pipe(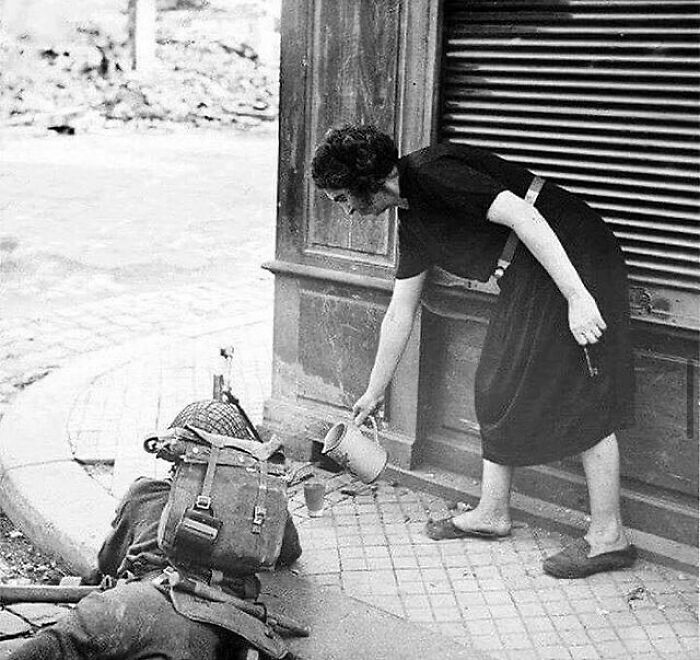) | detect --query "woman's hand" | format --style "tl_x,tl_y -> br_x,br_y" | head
352,390 -> 384,427
568,290 -> 607,345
